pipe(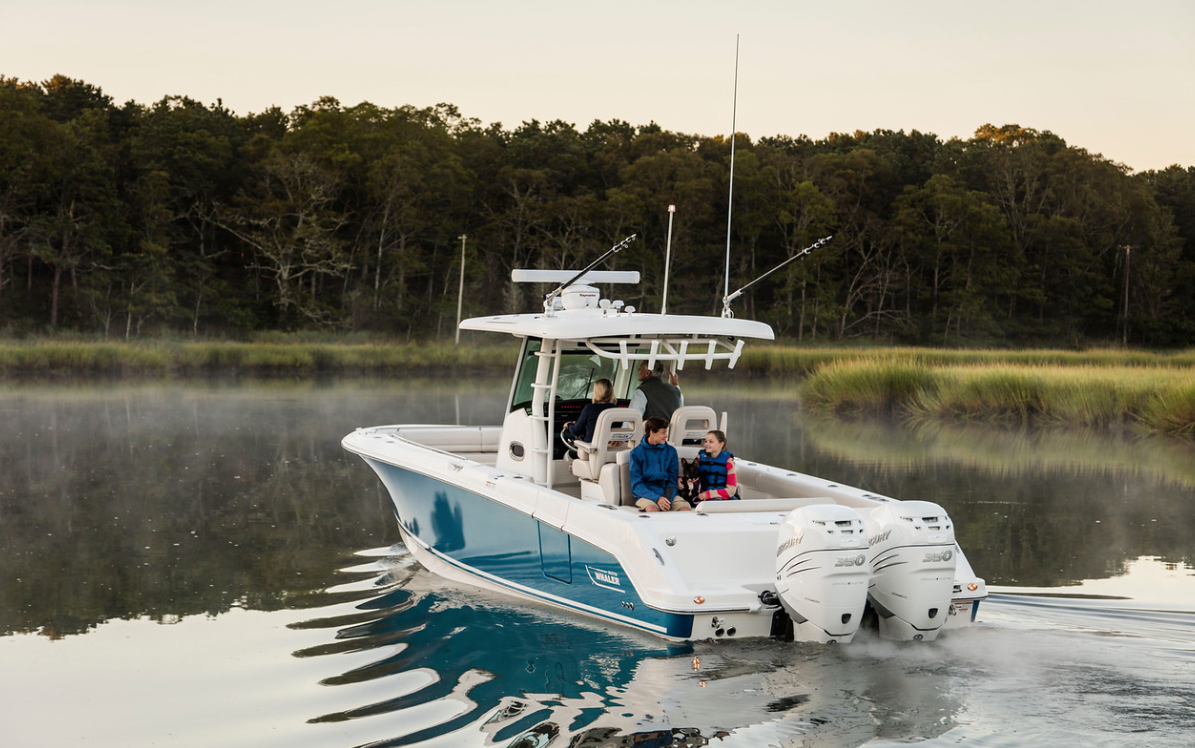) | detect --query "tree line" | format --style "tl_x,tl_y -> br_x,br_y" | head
2,74 -> 1193,345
